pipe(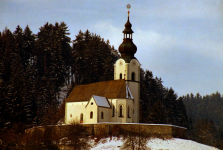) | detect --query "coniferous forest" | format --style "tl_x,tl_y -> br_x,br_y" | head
182,92 -> 223,148
0,22 -> 223,149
